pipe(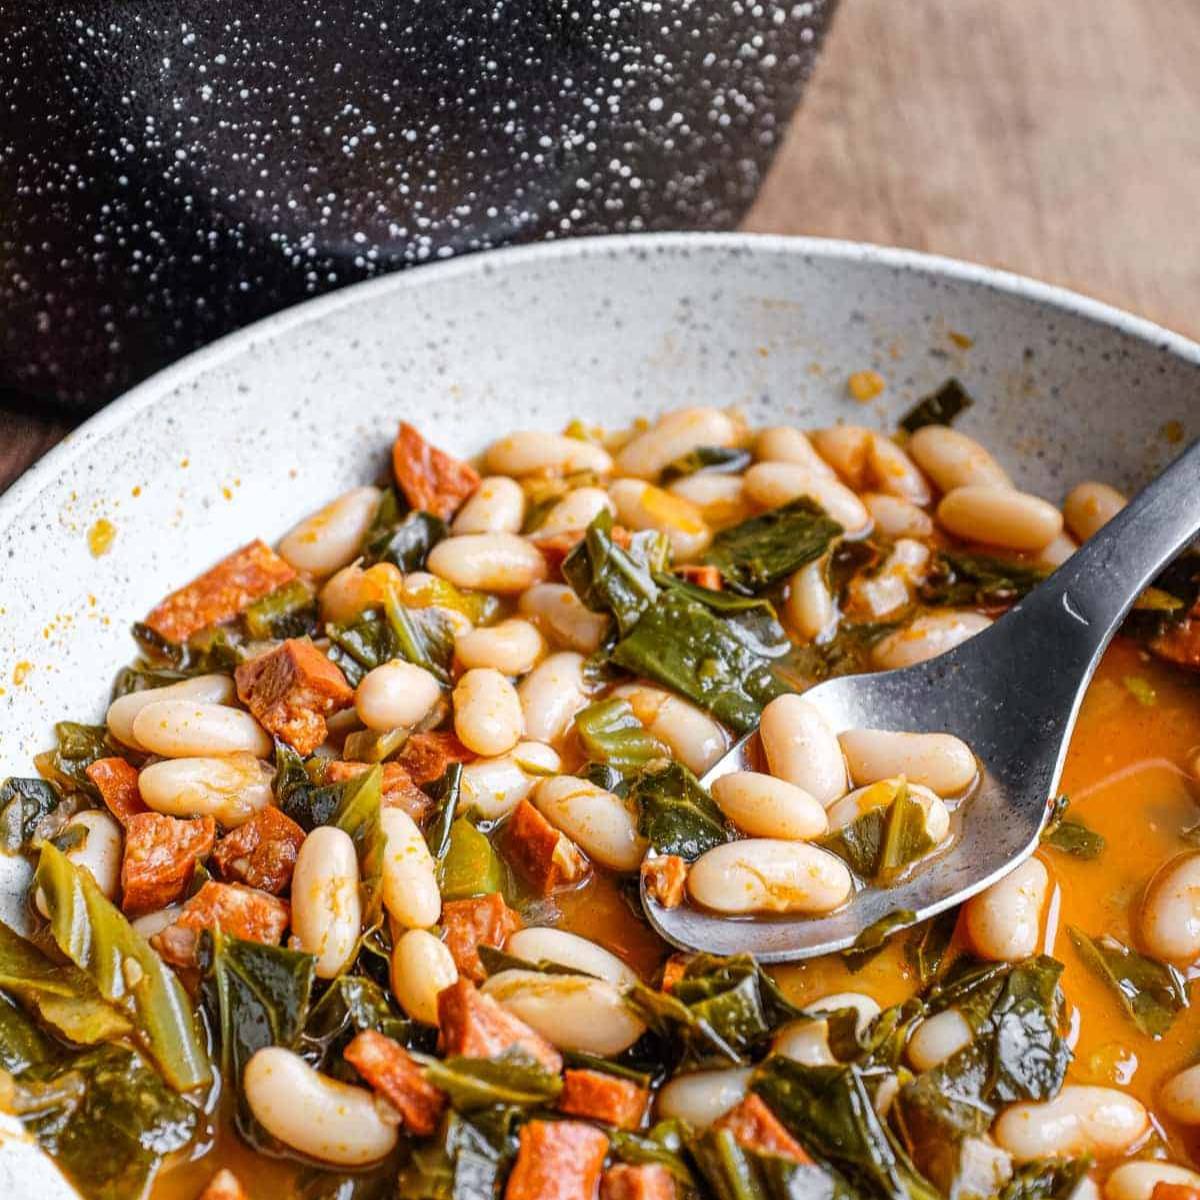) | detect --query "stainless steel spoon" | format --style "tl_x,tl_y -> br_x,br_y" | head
642,438 -> 1200,963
